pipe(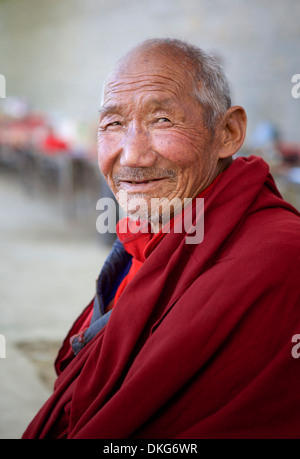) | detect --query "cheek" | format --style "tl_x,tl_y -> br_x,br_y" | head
97,135 -> 117,177
152,130 -> 206,166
